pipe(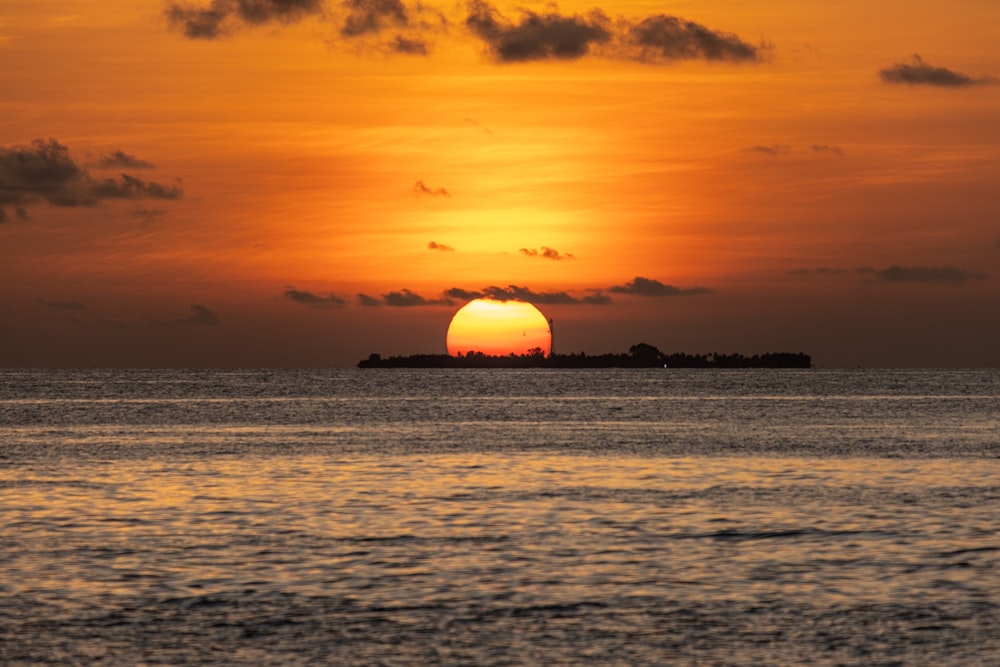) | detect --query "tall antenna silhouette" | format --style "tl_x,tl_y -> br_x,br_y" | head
548,318 -> 554,356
